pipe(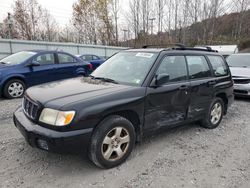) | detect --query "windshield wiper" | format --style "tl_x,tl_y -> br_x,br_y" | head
90,75 -> 119,84
0,62 -> 6,64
